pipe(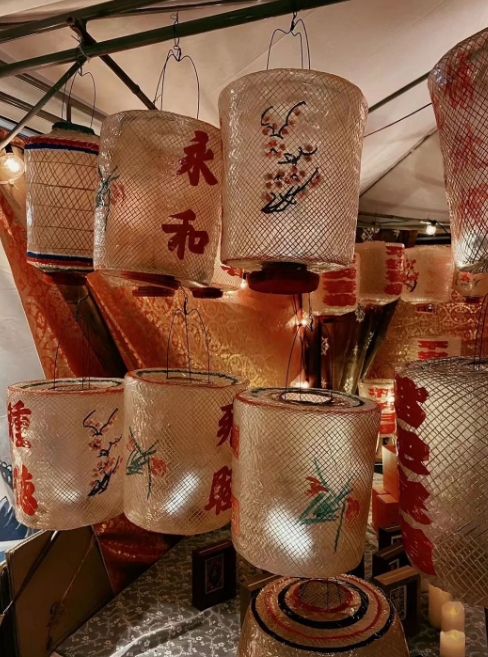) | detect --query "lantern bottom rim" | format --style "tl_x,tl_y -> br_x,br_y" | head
190,286 -> 224,299
248,263 -> 319,294
132,286 -> 175,298
119,270 -> 180,291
